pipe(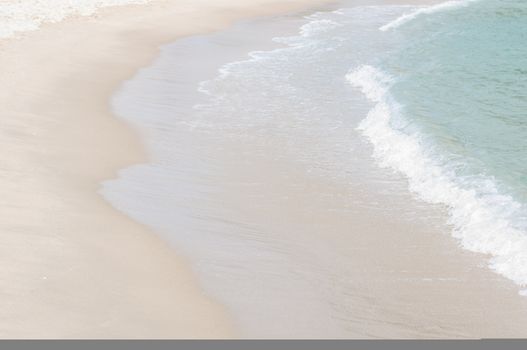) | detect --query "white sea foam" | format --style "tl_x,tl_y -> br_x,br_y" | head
379,0 -> 478,31
199,12 -> 340,97
299,18 -> 341,37
347,65 -> 527,292
0,0 -> 150,39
